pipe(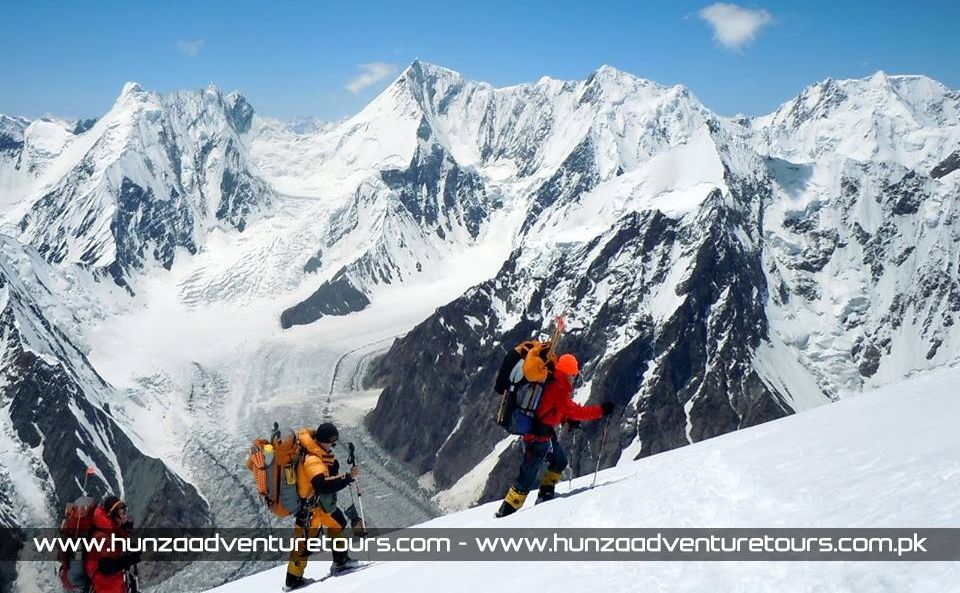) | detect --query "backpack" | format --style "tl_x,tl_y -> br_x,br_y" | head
247,423 -> 303,518
495,341 -> 554,435
57,496 -> 96,592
